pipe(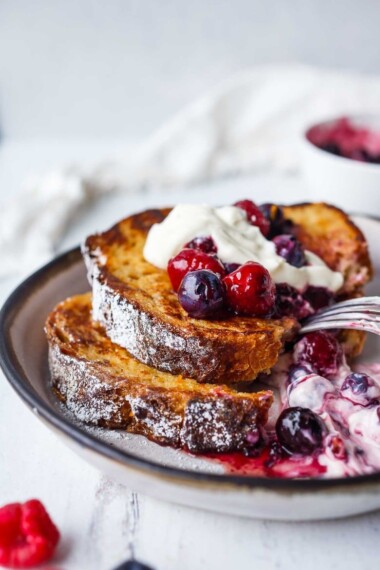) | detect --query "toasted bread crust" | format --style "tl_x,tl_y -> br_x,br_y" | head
283,203 -> 372,295
83,209 -> 298,384
83,203 -> 372,384
46,294 -> 273,453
